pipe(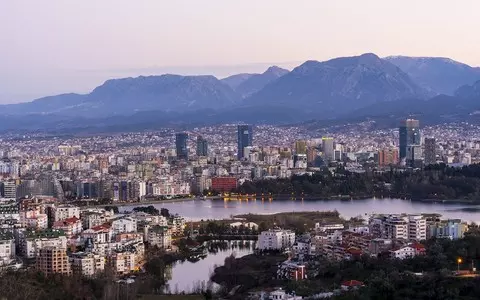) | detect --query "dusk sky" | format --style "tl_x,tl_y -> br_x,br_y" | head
1,0 -> 480,104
